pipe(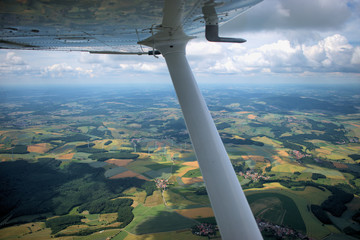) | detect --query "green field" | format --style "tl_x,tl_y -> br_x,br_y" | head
247,192 -> 306,232
125,204 -> 197,235
245,186 -> 340,240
